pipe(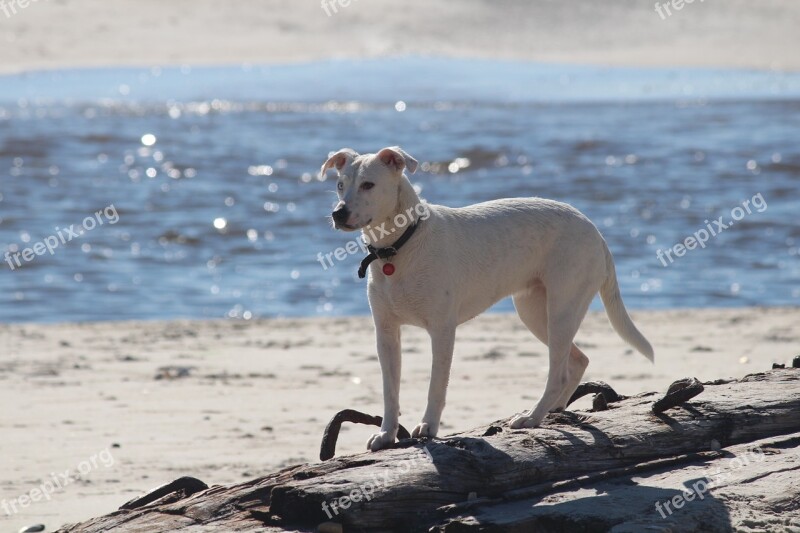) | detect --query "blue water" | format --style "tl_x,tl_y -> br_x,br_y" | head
1,58 -> 798,323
